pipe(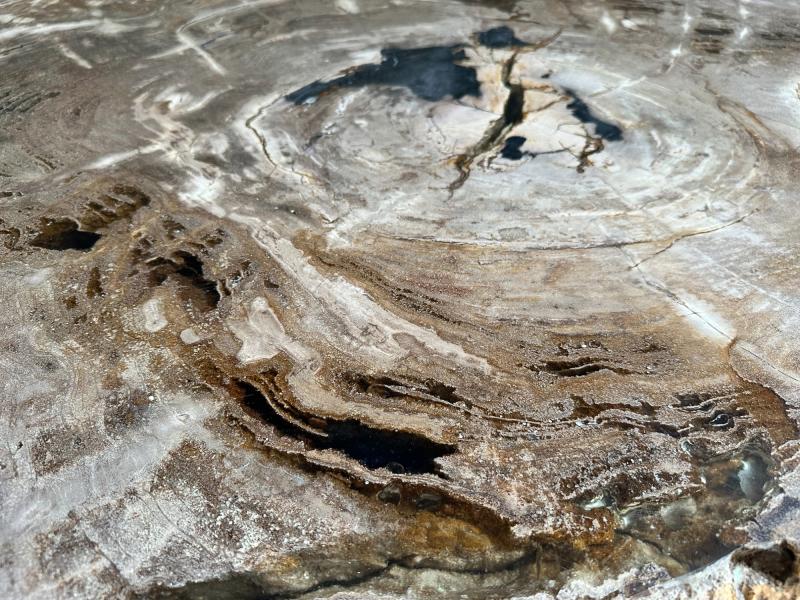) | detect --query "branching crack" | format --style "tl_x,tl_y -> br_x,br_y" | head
449,52 -> 524,194
447,30 -> 560,194
245,103 -> 278,176
629,210 -> 757,269
571,134 -> 604,174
